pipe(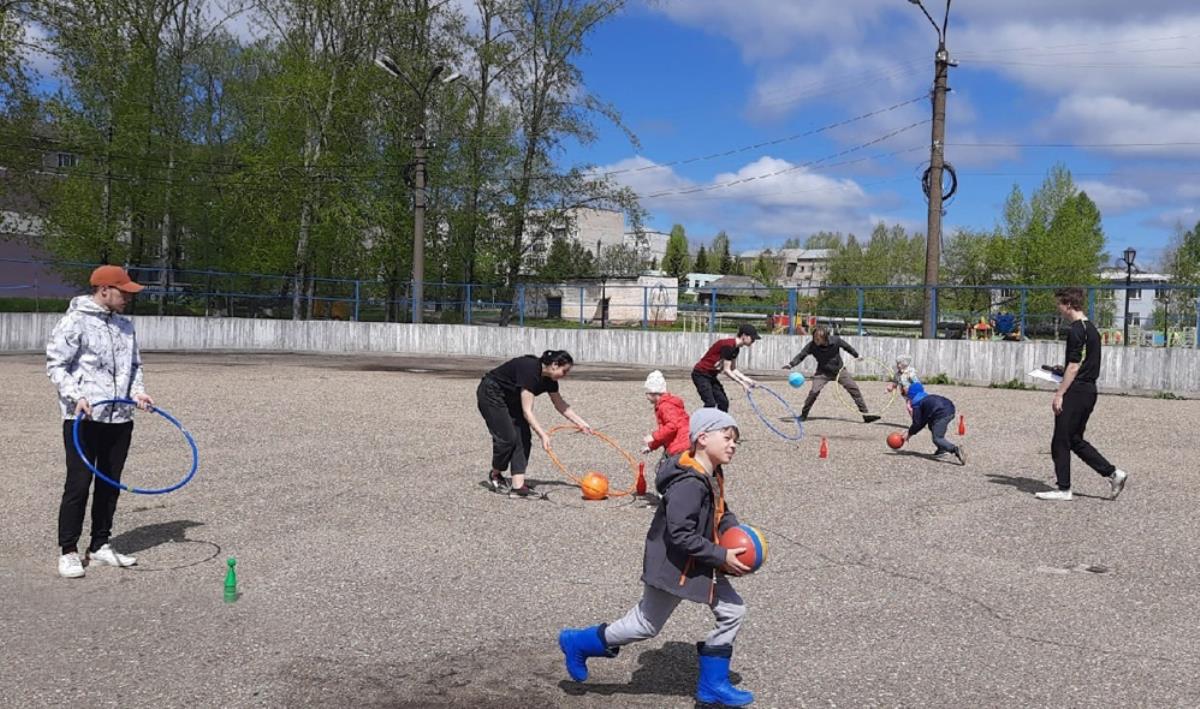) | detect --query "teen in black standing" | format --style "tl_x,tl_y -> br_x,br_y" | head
1035,288 -> 1129,501
477,350 -> 592,498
